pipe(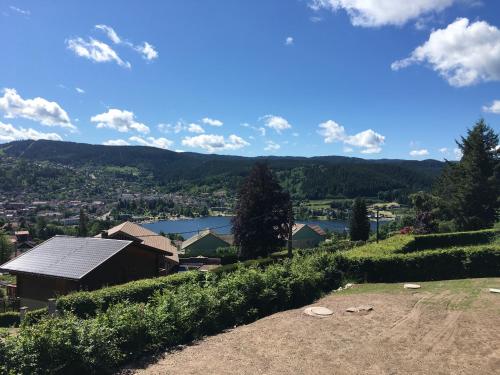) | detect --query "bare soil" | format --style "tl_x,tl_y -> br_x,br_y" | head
130,278 -> 500,375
